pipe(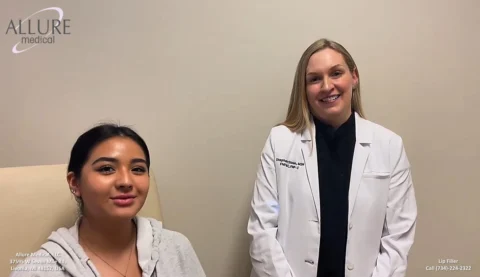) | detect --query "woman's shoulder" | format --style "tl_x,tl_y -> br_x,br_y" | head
9,224 -> 84,277
156,229 -> 205,276
159,228 -> 195,251
359,118 -> 409,163
269,124 -> 297,137
263,124 -> 301,149
361,117 -> 404,144
137,217 -> 206,276
137,216 -> 193,249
